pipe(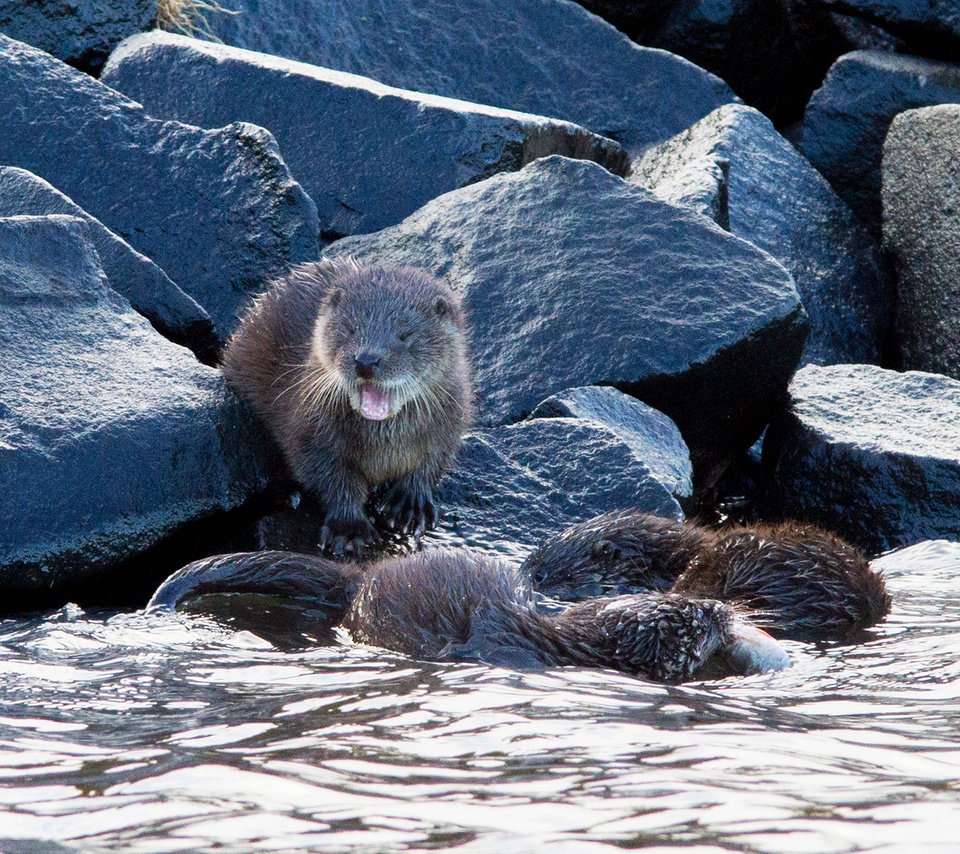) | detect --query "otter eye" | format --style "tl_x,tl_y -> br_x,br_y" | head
346,325 -> 357,336
433,296 -> 448,317
398,330 -> 411,342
